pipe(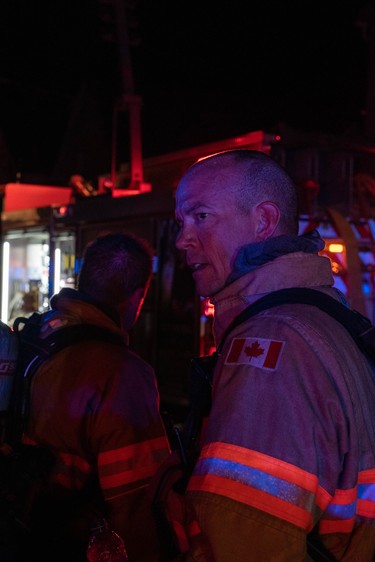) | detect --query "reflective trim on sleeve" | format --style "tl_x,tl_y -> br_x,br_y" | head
318,489 -> 357,533
99,436 -> 169,491
319,489 -> 357,534
319,470 -> 375,533
187,442 -> 328,530
318,517 -> 356,534
50,451 -> 92,490
188,442 -> 375,534
358,469 -> 375,516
